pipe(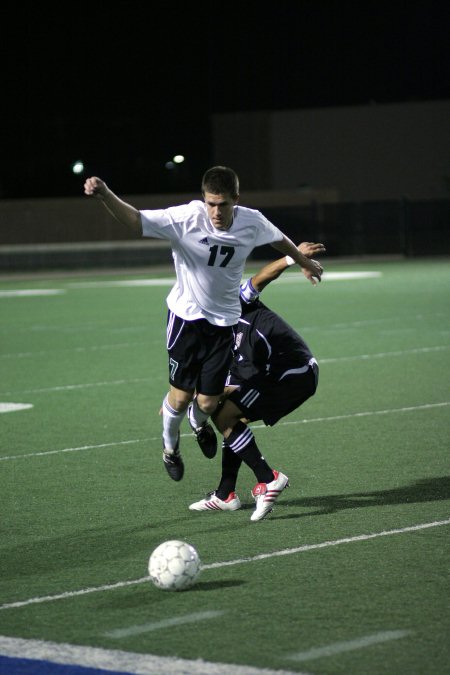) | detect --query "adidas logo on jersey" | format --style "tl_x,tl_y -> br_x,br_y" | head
199,237 -> 209,245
